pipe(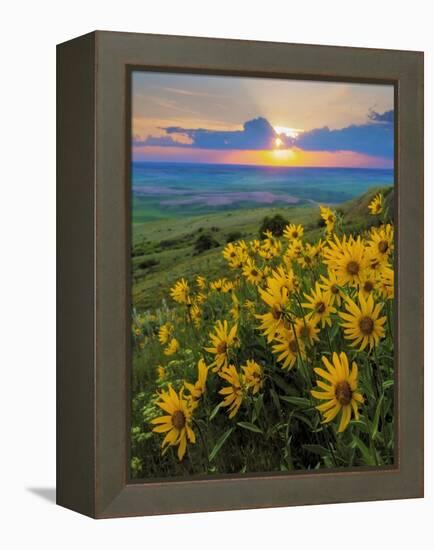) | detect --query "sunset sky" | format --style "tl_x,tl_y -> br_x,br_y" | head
132,71 -> 394,168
